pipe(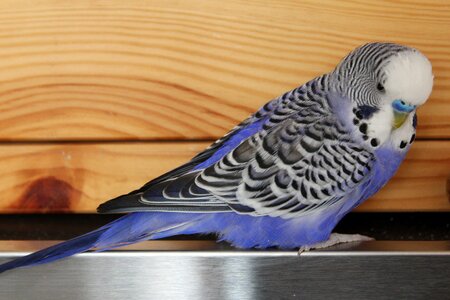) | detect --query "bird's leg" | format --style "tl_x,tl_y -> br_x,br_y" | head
298,233 -> 374,253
